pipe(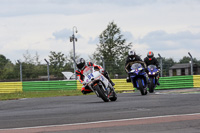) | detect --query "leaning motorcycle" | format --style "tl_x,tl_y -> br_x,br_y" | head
83,66 -> 117,102
147,65 -> 159,93
128,62 -> 148,95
